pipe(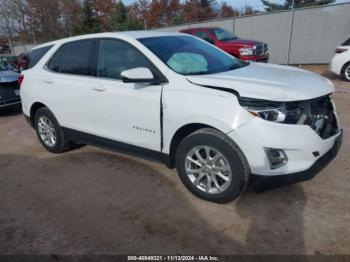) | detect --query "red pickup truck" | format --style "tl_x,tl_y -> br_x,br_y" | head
180,27 -> 269,62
